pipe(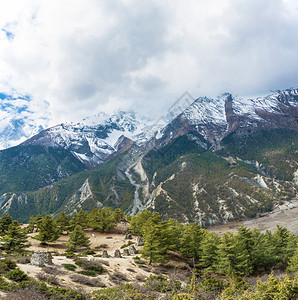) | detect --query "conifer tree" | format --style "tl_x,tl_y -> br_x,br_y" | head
69,210 -> 89,231
200,231 -> 220,270
113,208 -> 125,223
272,225 -> 292,266
234,226 -> 254,275
141,216 -> 172,264
35,215 -> 60,245
1,220 -> 29,252
0,214 -> 13,235
166,218 -> 184,251
88,207 -> 117,232
216,232 -> 236,275
55,212 -> 70,234
286,247 -> 298,273
67,225 -> 90,251
179,223 -> 204,264
130,210 -> 153,235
